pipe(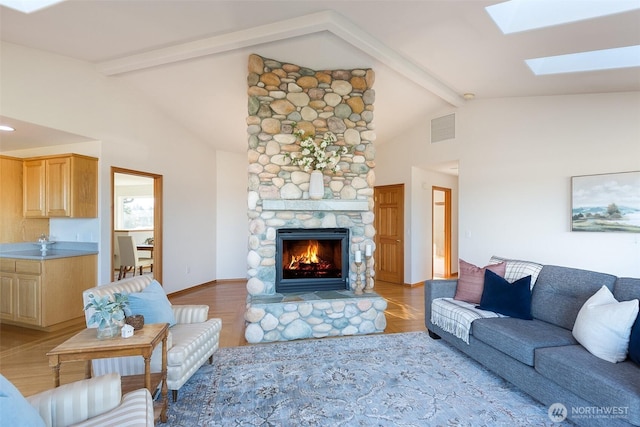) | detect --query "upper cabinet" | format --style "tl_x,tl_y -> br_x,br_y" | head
23,154 -> 98,218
